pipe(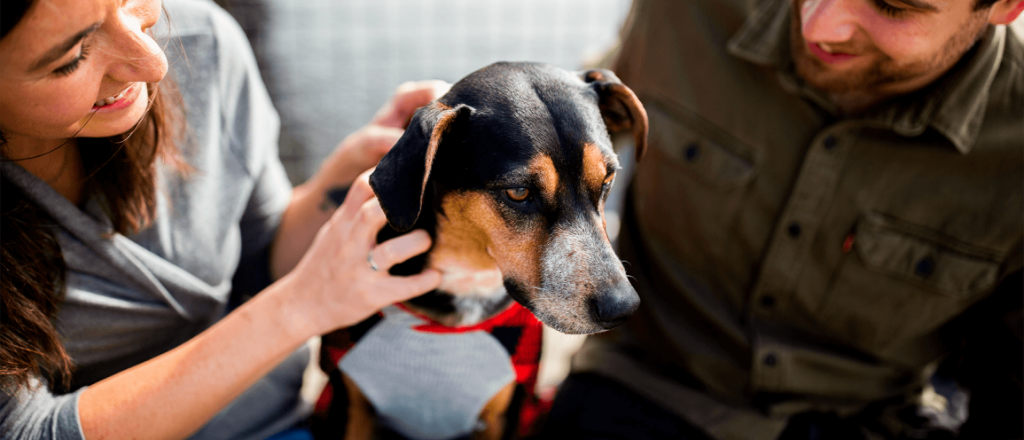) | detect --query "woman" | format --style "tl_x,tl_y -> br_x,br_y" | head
0,0 -> 444,438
